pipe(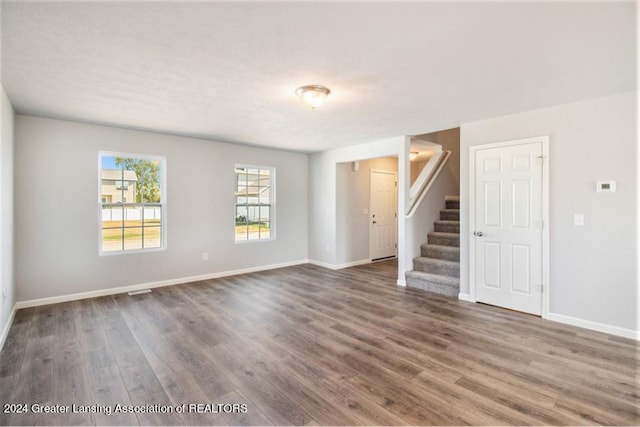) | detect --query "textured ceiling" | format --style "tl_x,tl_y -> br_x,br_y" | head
1,1 -> 636,152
